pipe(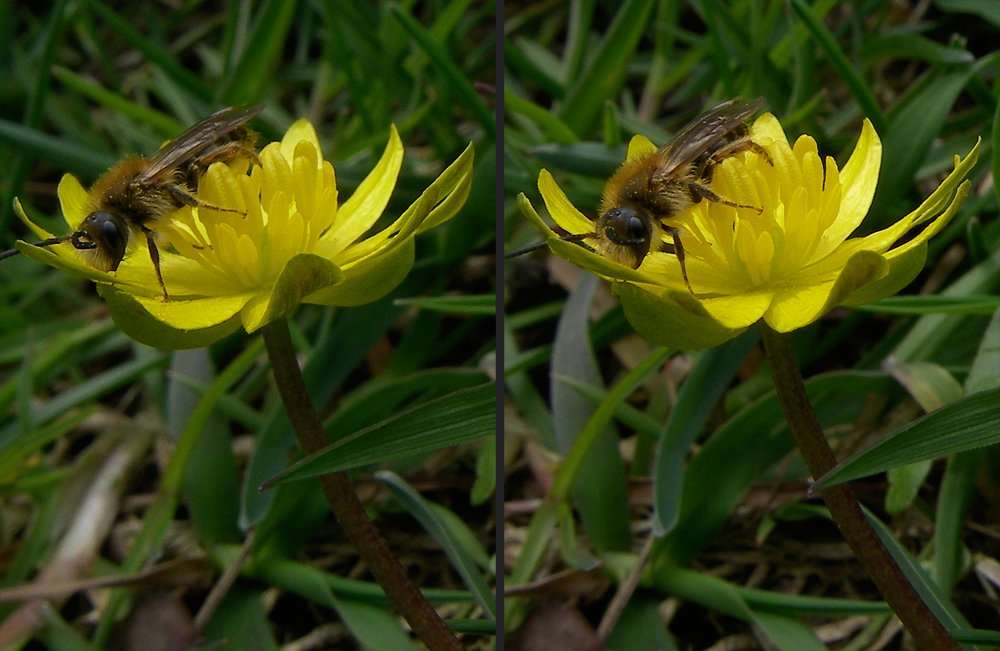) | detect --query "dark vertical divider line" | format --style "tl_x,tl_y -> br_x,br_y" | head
495,1 -> 506,648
